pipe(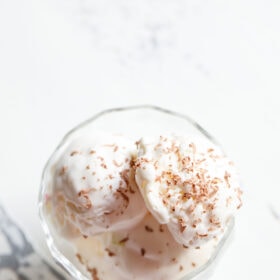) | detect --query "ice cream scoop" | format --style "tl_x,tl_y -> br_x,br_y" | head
135,135 -> 242,247
50,133 -> 147,238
